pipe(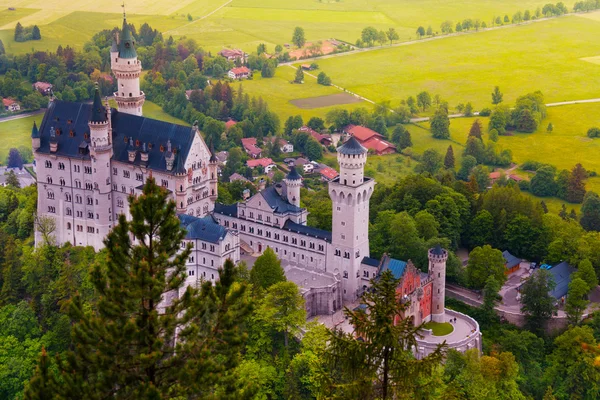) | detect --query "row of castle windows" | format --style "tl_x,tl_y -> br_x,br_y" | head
188,270 -> 216,280
46,161 -> 92,175
256,244 -> 317,264
66,223 -> 96,233
47,176 -> 96,190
